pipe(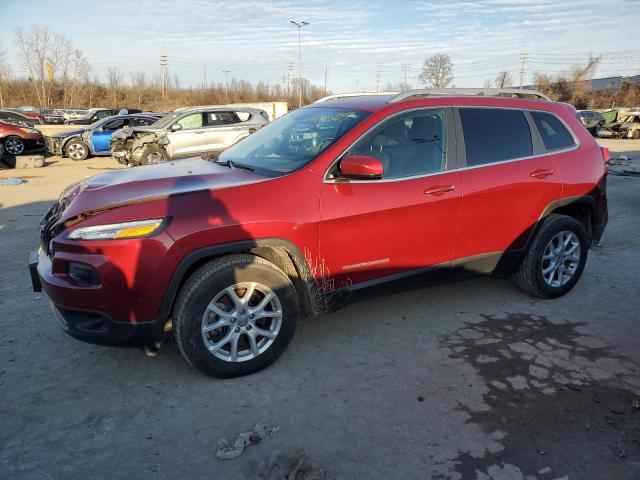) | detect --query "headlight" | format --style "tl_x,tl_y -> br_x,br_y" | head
19,127 -> 38,134
66,218 -> 168,240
